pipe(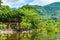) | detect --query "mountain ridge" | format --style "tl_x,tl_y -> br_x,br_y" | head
11,2 -> 60,20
